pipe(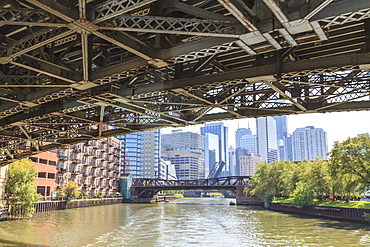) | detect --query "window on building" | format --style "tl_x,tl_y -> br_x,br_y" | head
37,186 -> 45,196
38,172 -> 46,178
46,186 -> 51,196
48,173 -> 55,179
30,157 -> 38,162
39,159 -> 48,164
49,161 -> 56,166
